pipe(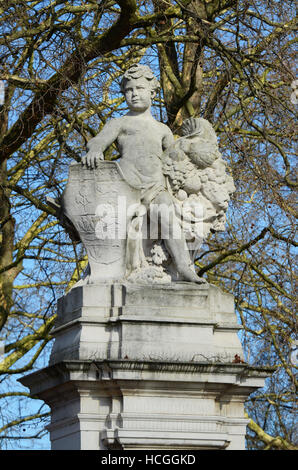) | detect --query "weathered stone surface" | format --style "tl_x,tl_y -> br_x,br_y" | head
62,64 -> 235,285
19,280 -> 273,450
19,65 -> 272,451
20,359 -> 271,450
62,161 -> 140,283
50,282 -> 243,365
